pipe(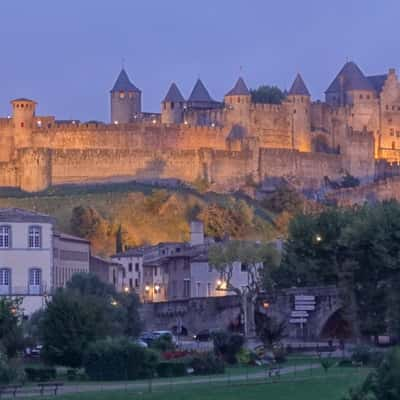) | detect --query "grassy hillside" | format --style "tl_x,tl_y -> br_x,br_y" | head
0,182 -> 278,256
